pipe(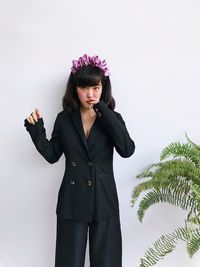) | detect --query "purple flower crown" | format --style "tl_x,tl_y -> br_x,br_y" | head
71,54 -> 111,76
